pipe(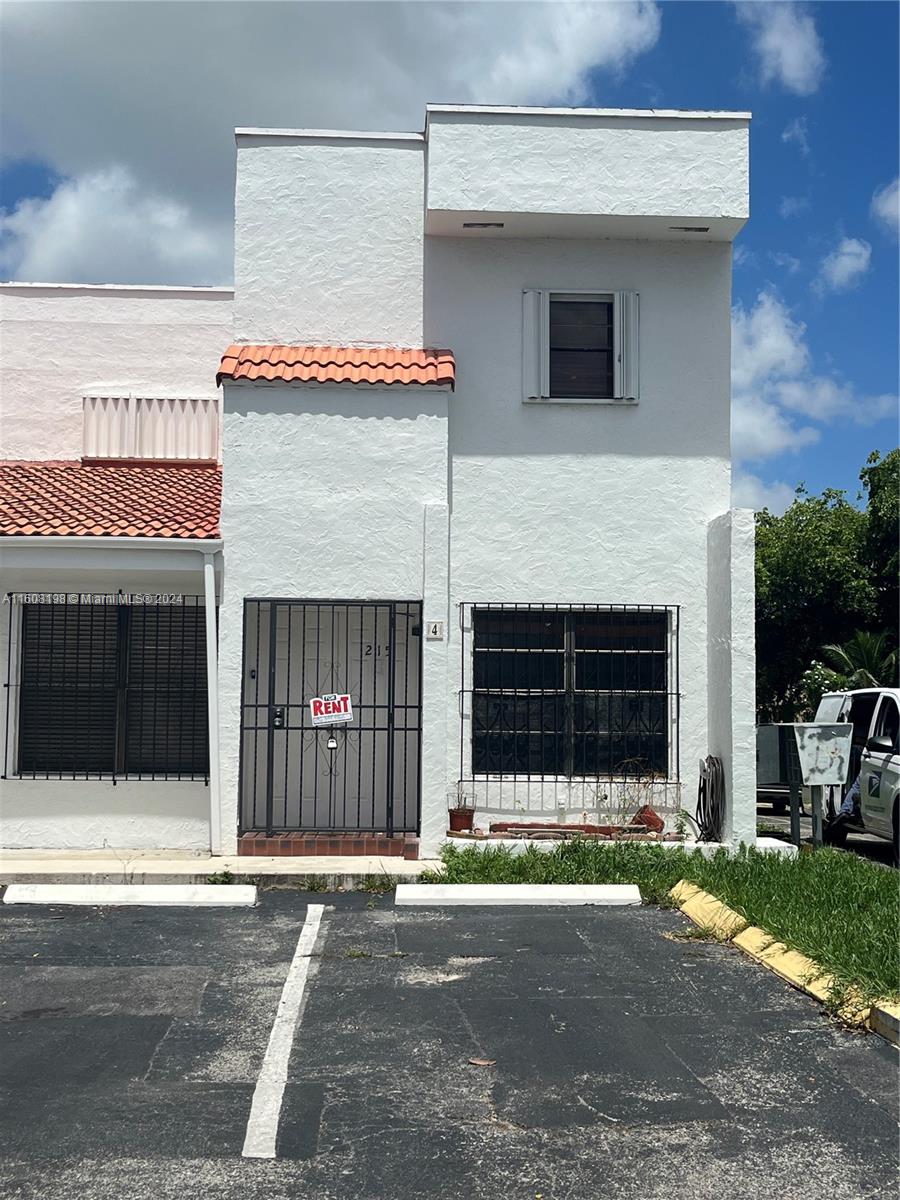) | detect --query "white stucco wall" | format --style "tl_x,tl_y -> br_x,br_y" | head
217,382 -> 449,851
423,235 -> 735,840
707,508 -> 757,845
0,284 -> 233,461
426,109 -> 750,223
233,133 -> 425,347
0,546 -> 219,851
0,782 -> 210,851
